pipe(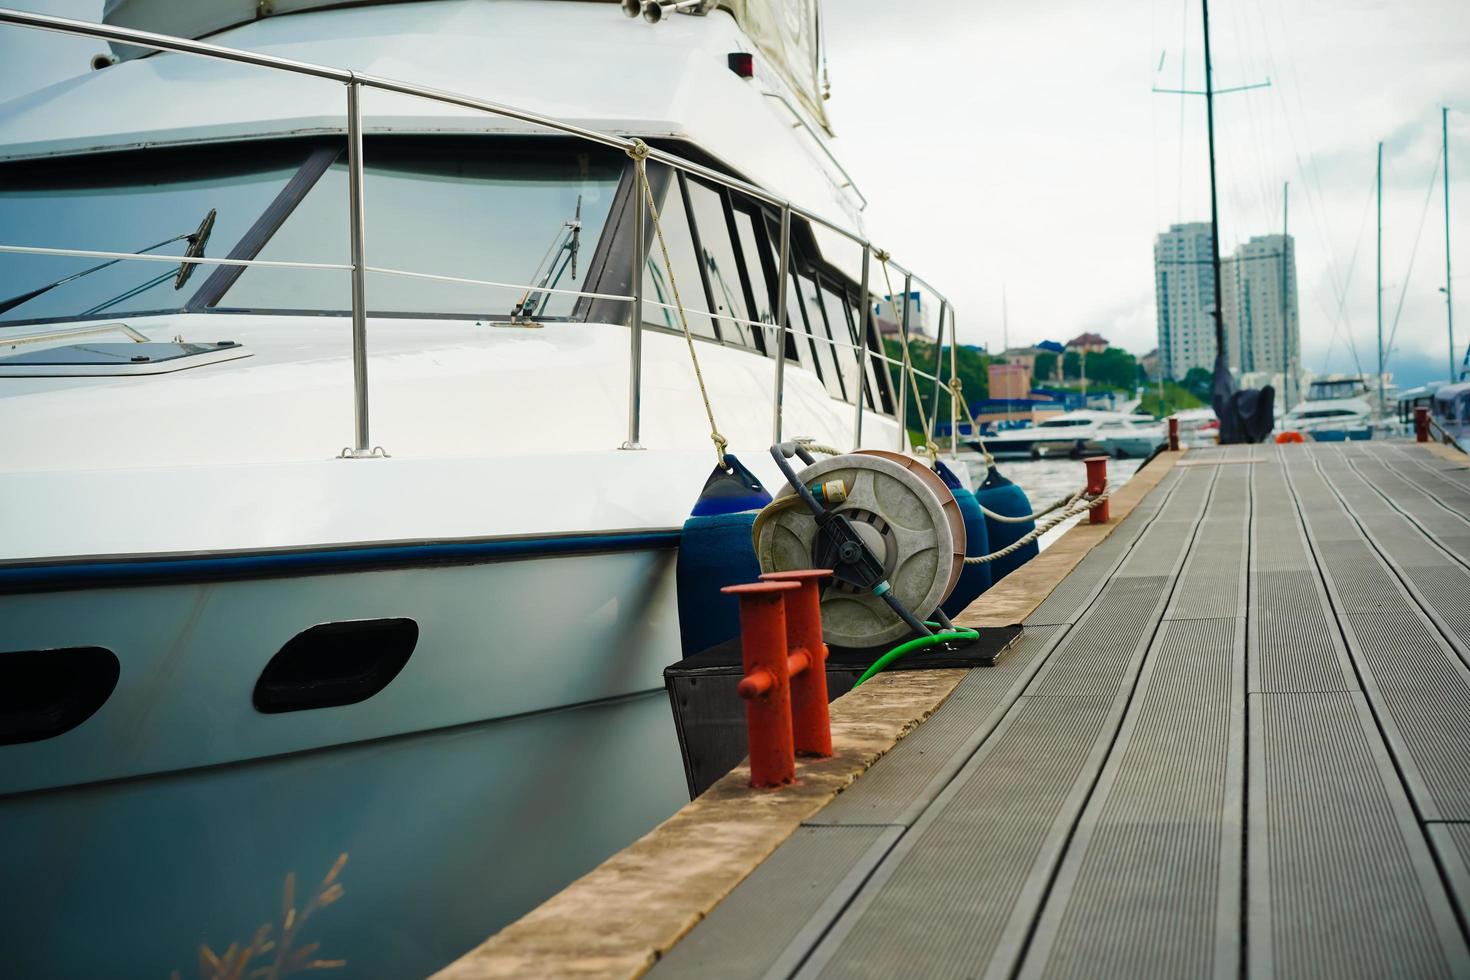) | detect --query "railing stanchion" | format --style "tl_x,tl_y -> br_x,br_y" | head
897,273 -> 912,451
772,205 -> 791,445
928,300 -> 947,449
623,163 -> 645,450
949,310 -> 959,457
345,77 -> 373,457
853,245 -> 870,449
